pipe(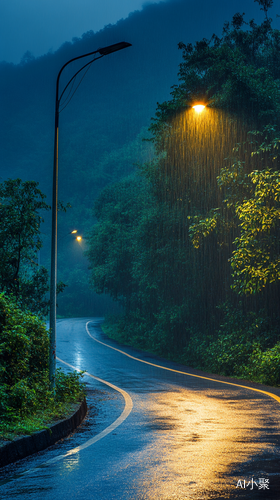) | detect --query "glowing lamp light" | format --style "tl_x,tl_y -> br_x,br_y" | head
71,229 -> 78,234
76,236 -> 82,241
192,104 -> 205,113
